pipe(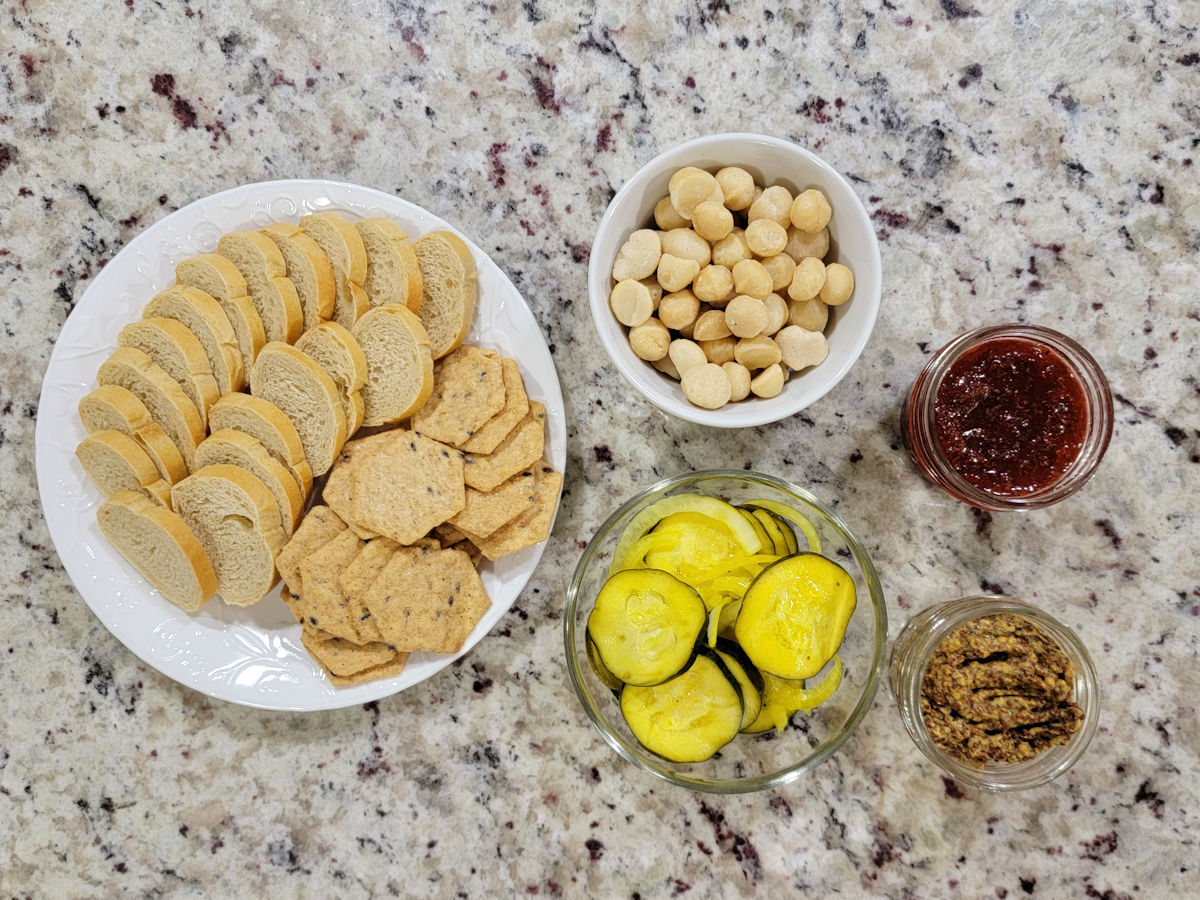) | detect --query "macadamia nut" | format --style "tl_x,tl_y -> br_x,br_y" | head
658,289 -> 701,331
750,363 -> 785,398
682,362 -> 732,409
691,201 -> 734,242
731,259 -> 773,300
734,334 -> 782,370
610,279 -> 654,326
653,354 -> 681,380
761,253 -> 796,292
715,166 -> 756,211
722,362 -> 751,401
693,264 -> 734,305
763,292 -> 789,335
612,229 -> 662,281
668,338 -> 708,375
724,294 -> 768,339
670,169 -> 723,219
787,297 -> 829,332
699,336 -> 736,365
744,219 -> 788,258
628,318 -> 671,361
748,185 -> 793,227
787,256 -> 827,302
711,229 -> 751,268
776,325 -> 829,370
654,196 -> 690,231
784,225 -> 829,262
819,262 -> 854,306
657,253 -> 701,292
661,227 -> 712,266
692,308 -> 732,341
790,188 -> 833,233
